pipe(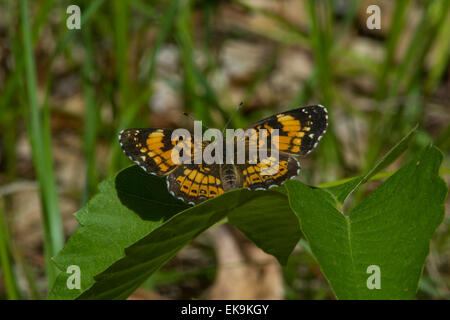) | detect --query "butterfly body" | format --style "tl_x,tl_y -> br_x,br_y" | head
119,105 -> 328,205
220,164 -> 240,191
